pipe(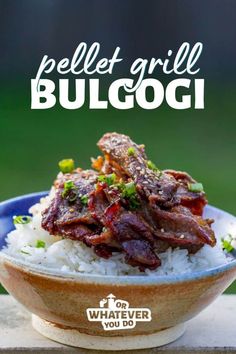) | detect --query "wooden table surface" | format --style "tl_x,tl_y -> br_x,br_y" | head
0,294 -> 235,354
